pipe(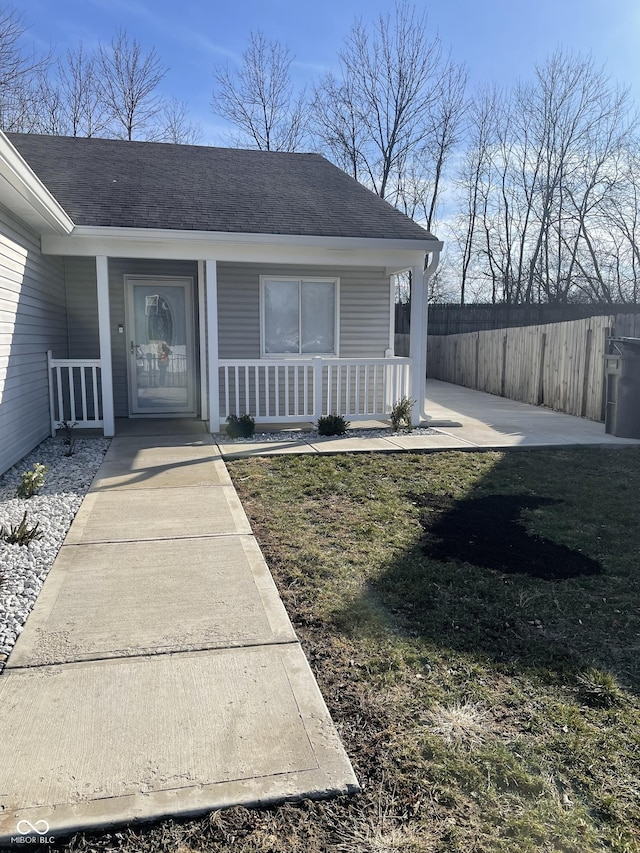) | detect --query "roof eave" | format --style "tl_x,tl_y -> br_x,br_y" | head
0,132 -> 74,235
41,225 -> 443,270
63,224 -> 442,252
